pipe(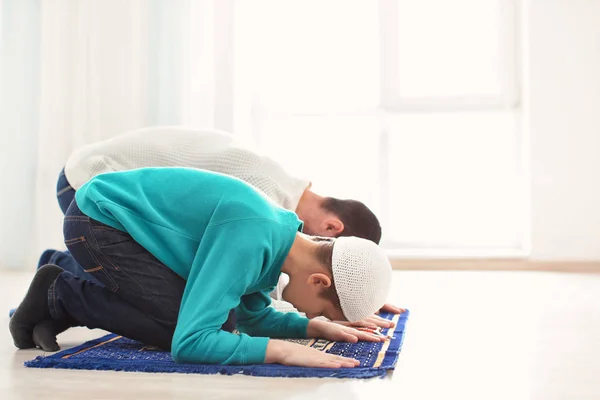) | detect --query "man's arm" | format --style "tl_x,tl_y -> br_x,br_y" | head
236,291 -> 309,338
